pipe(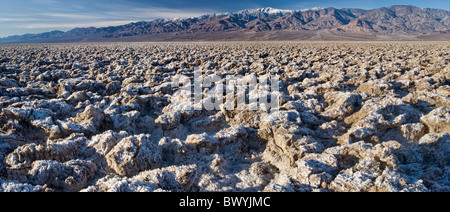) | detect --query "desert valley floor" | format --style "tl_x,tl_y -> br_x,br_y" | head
0,41 -> 449,192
